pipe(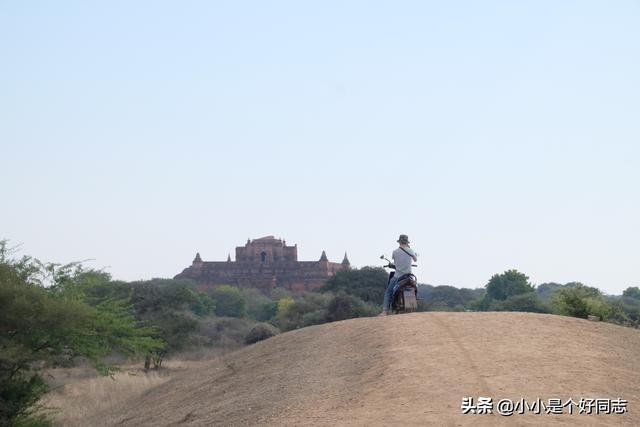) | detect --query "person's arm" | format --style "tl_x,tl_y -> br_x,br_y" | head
409,247 -> 418,262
